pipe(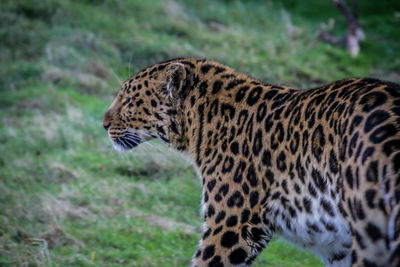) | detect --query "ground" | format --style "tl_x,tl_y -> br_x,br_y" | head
0,0 -> 399,266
